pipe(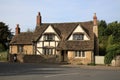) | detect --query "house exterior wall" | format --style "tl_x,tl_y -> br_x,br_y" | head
9,45 -> 33,55
9,45 -> 17,54
36,25 -> 60,55
35,24 -> 93,64
67,51 -> 92,64
23,45 -> 33,55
